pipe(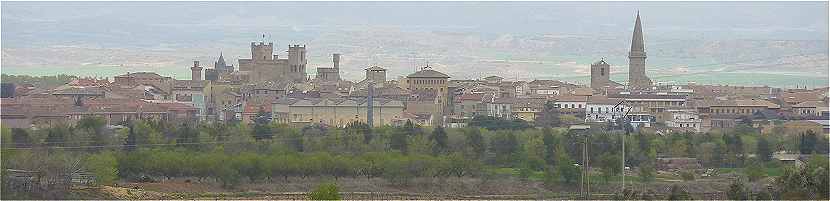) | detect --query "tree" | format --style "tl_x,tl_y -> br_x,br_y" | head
518,161 -> 533,181
44,124 -> 72,147
599,153 -> 622,183
489,132 -> 520,166
401,120 -> 422,136
542,127 -> 557,166
175,123 -> 200,150
124,124 -> 138,152
252,109 -> 274,141
799,130 -> 817,154
756,136 -> 772,162
554,145 -> 579,184
667,184 -> 693,200
389,130 -> 408,154
85,151 -> 119,185
429,126 -> 448,155
744,159 -> 765,182
10,128 -> 32,148
543,166 -> 557,189
638,163 -> 655,183
727,179 -> 750,200
470,116 -> 531,131
680,170 -> 695,181
77,116 -> 108,148
464,128 -> 486,161
309,182 -> 341,200
775,155 -> 829,200
535,101 -> 561,128
724,134 -> 745,167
